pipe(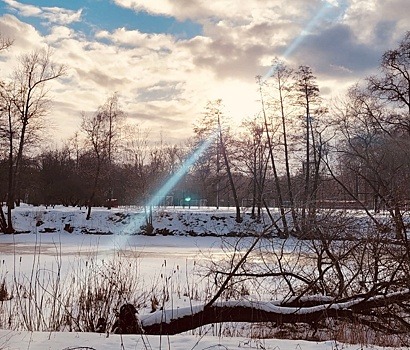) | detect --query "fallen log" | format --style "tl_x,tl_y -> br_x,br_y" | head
140,291 -> 410,335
